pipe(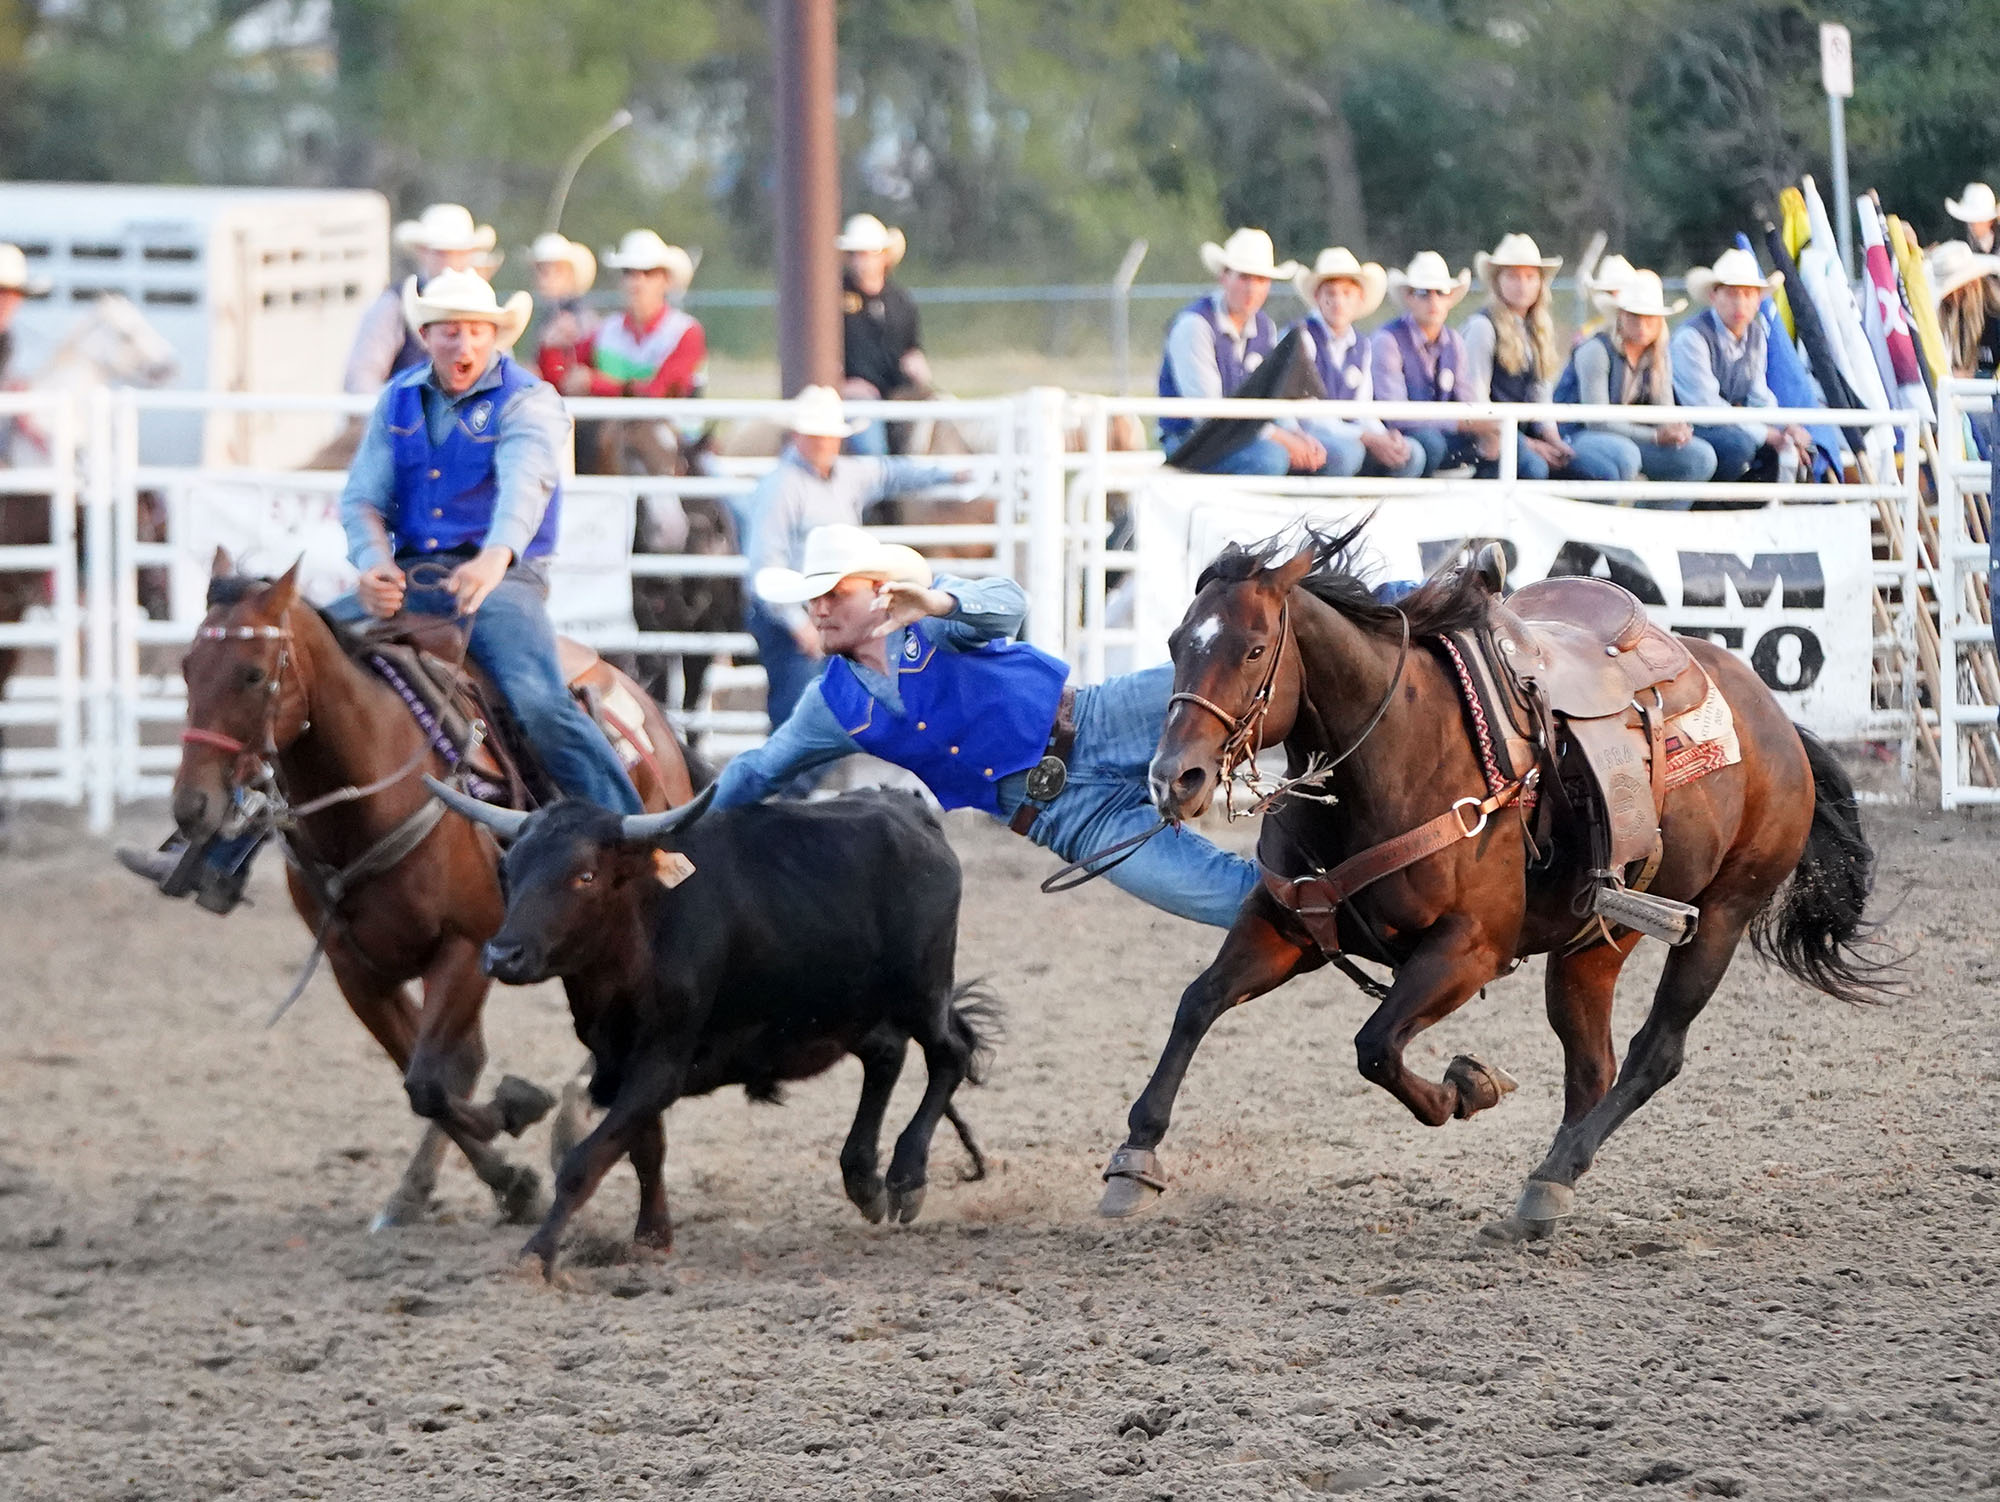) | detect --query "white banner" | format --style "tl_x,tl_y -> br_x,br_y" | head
1131,480 -> 1876,738
172,484 -> 635,634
